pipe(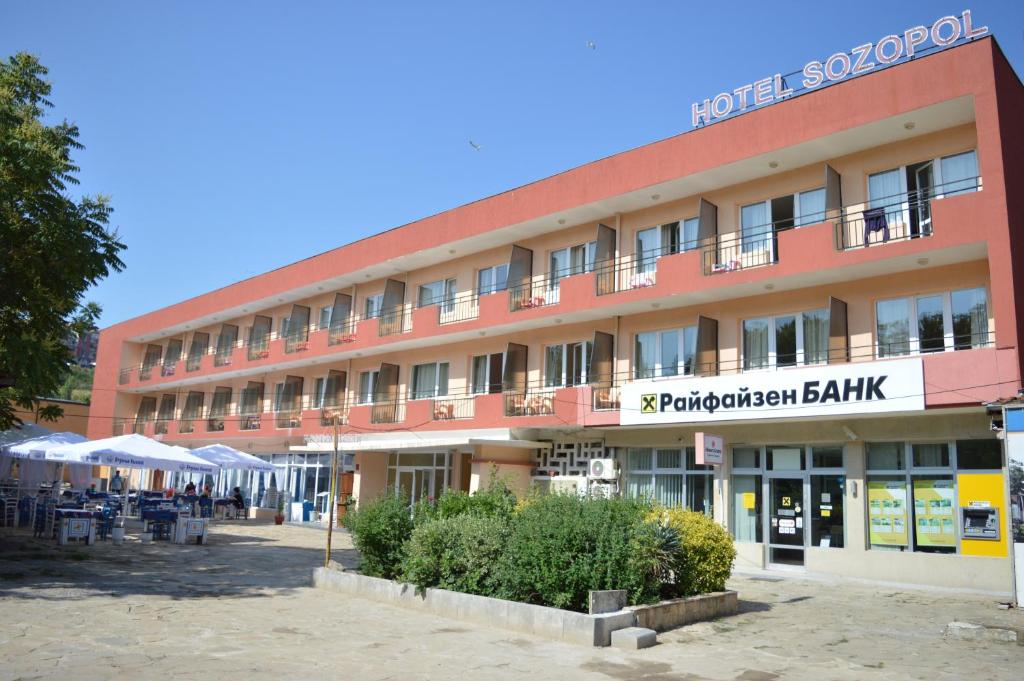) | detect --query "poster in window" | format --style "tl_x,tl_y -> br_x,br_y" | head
868,480 -> 908,546
913,479 -> 956,548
